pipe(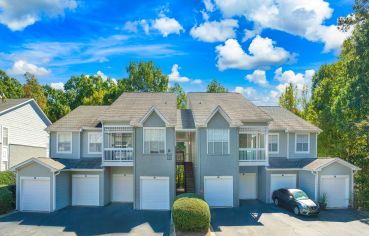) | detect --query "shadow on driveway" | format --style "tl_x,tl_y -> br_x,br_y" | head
0,203 -> 170,235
